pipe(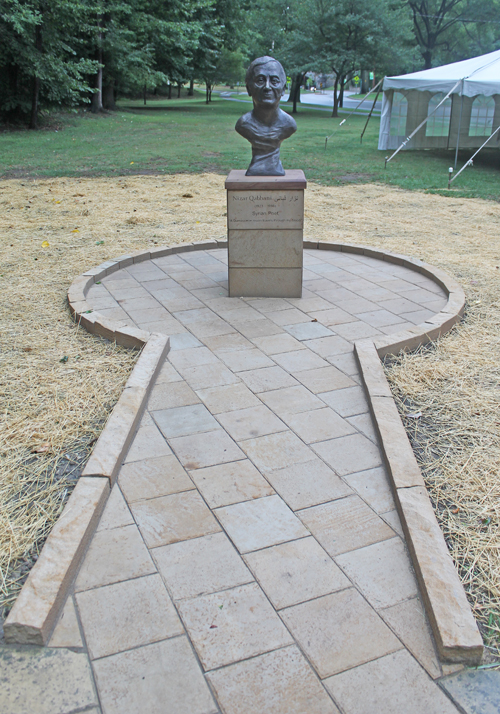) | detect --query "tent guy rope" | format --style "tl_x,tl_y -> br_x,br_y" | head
324,79 -> 383,149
